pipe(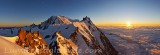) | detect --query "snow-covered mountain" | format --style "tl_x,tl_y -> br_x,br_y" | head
0,16 -> 118,55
